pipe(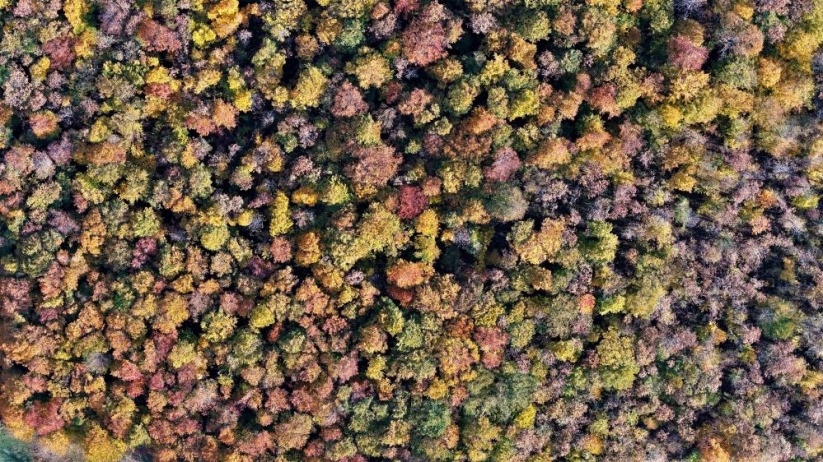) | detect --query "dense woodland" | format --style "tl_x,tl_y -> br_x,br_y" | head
0,0 -> 822,460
